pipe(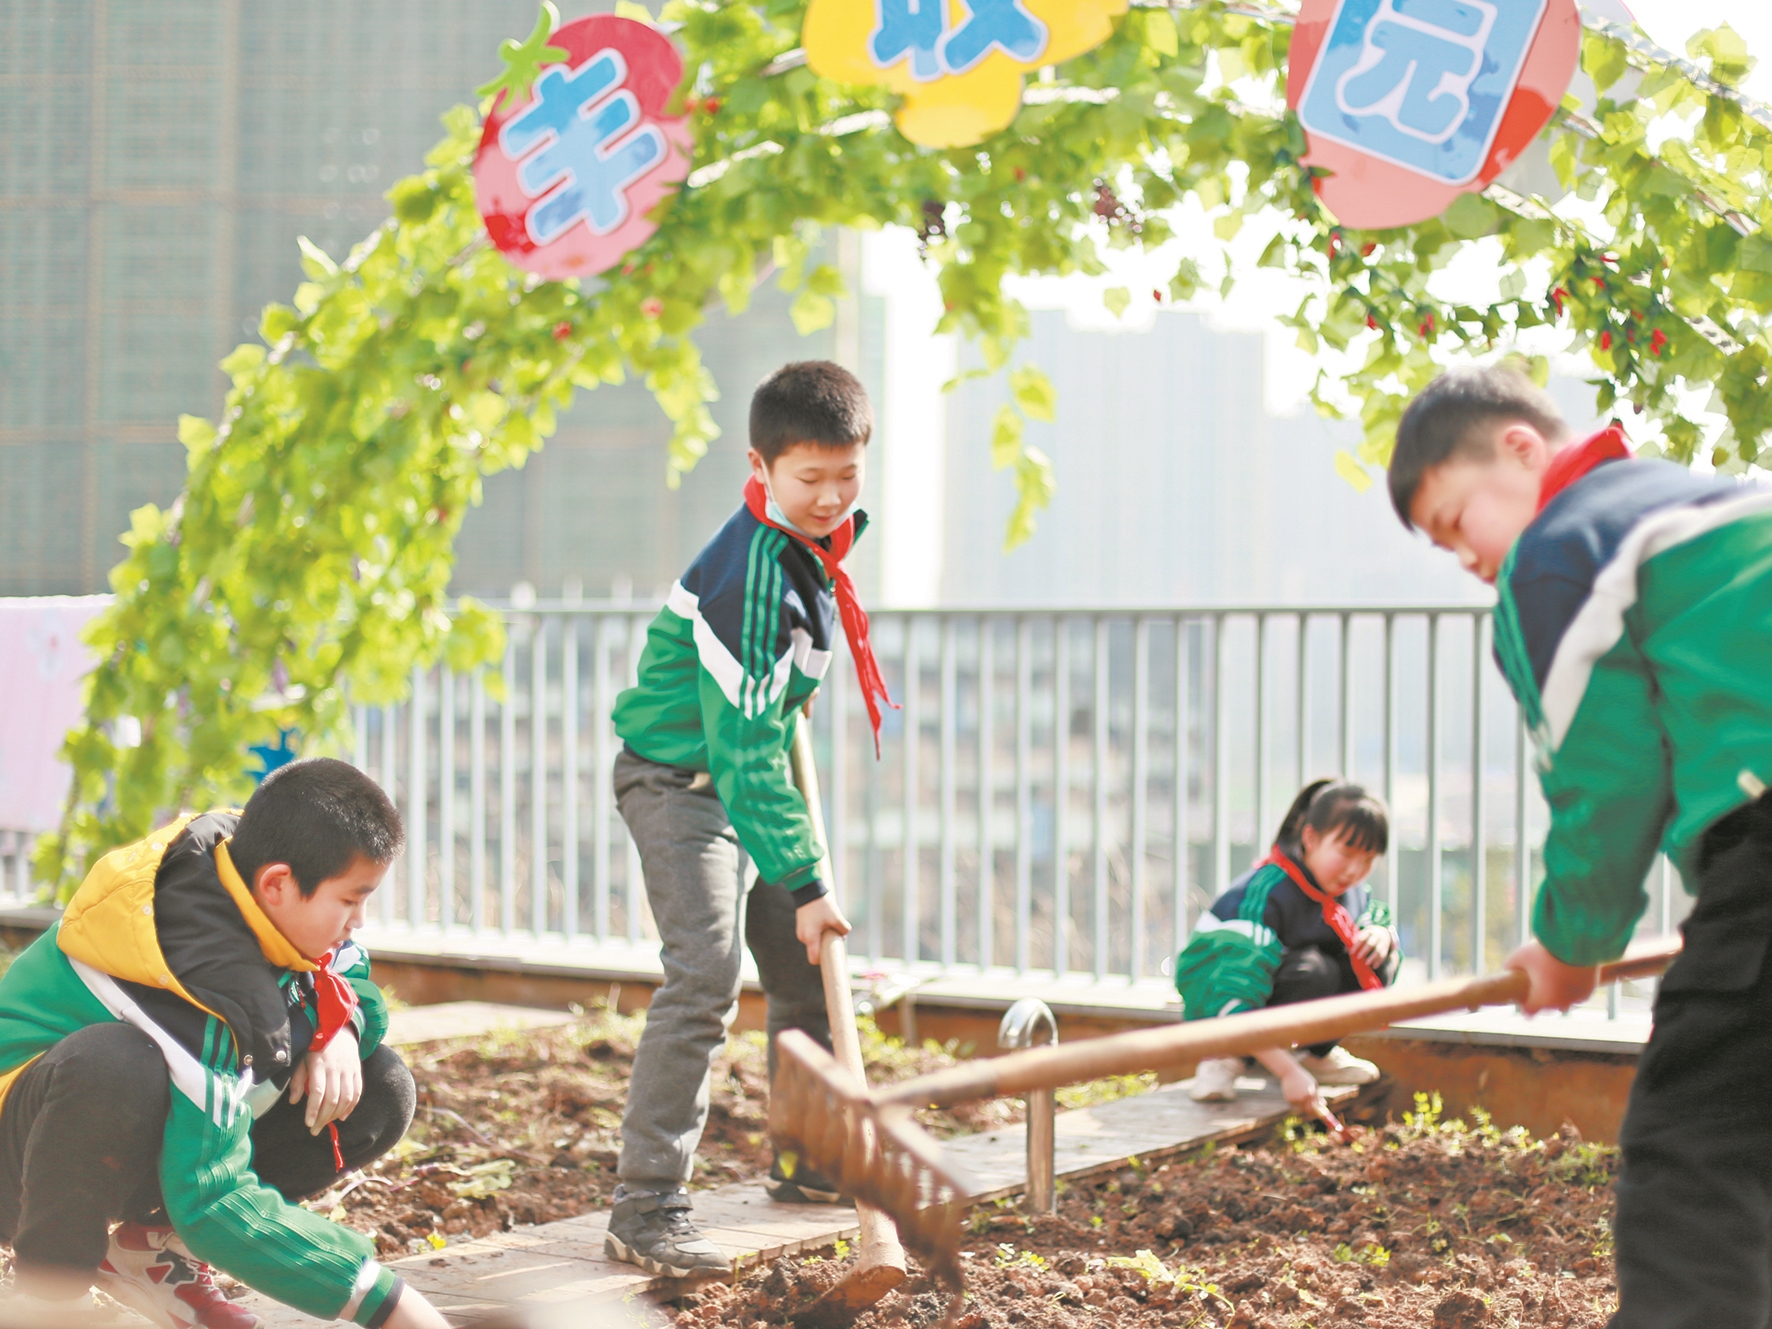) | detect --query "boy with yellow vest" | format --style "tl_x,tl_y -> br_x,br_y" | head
0,758 -> 450,1329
